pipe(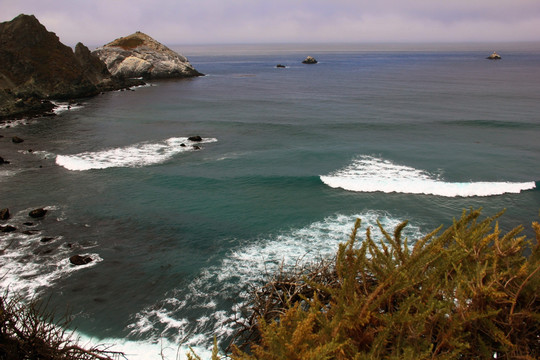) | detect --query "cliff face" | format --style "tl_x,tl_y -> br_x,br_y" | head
93,32 -> 203,79
0,14 -> 98,99
0,14 -> 143,120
